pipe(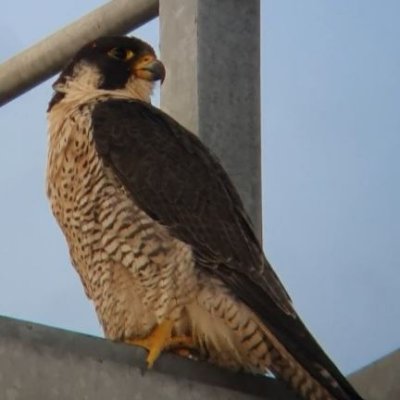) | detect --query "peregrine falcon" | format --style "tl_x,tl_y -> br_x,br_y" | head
46,36 -> 363,400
